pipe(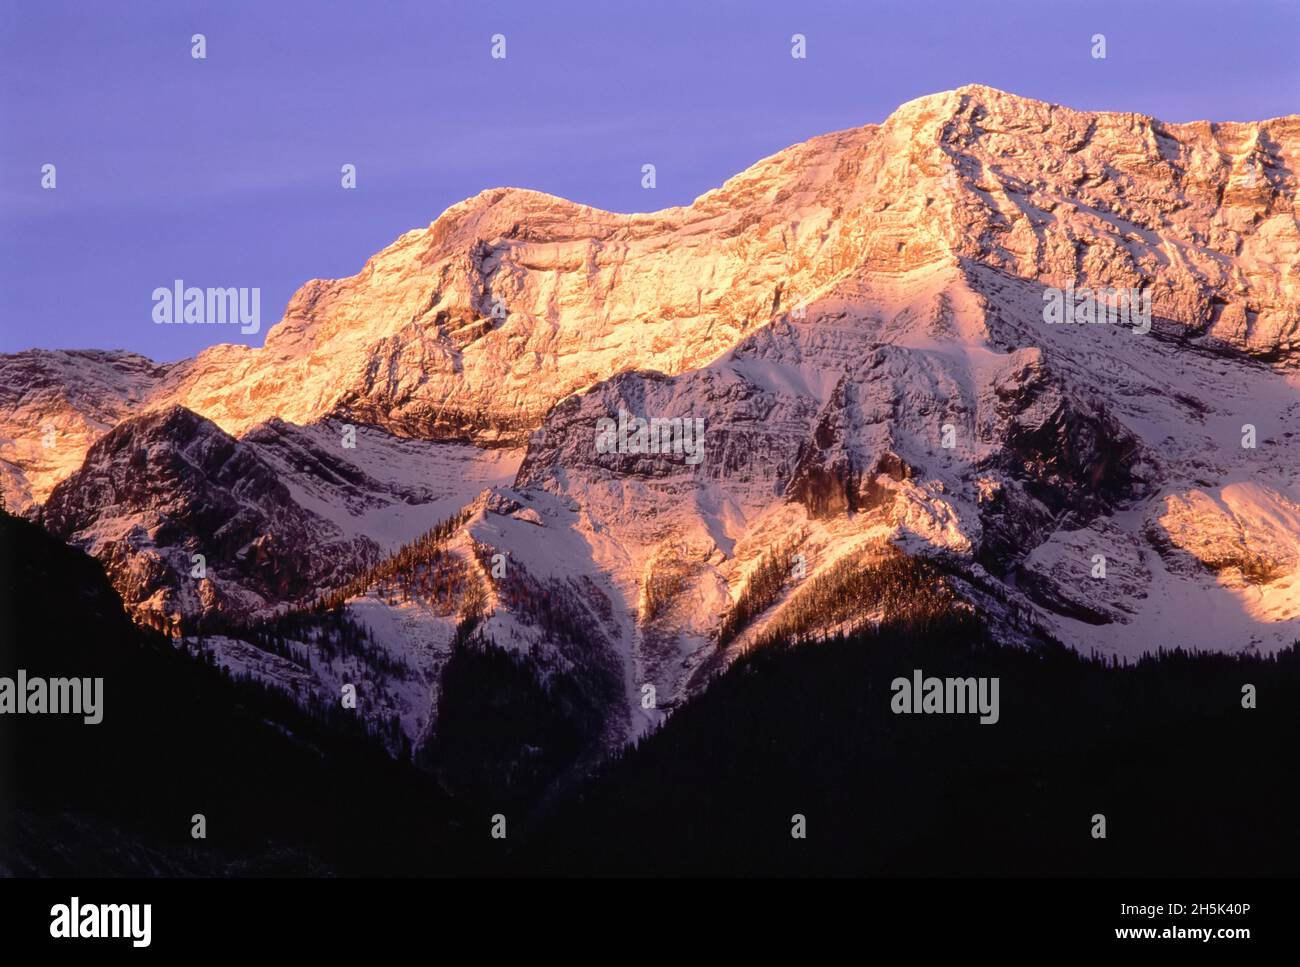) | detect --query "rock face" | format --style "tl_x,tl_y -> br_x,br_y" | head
39,407 -> 519,631
0,350 -> 175,513
40,406 -> 382,631
3,85 -> 1300,747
